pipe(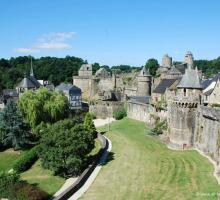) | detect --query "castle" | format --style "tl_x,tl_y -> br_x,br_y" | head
72,52 -> 220,169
